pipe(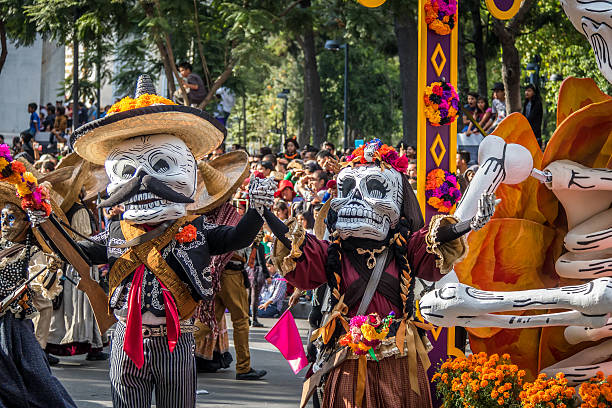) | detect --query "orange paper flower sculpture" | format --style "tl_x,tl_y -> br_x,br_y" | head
175,224 -> 197,243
